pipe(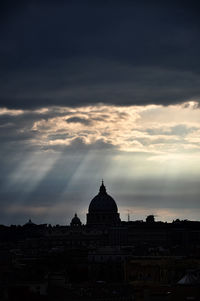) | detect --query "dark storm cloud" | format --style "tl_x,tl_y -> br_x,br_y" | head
2,60 -> 200,108
1,1 -> 200,108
